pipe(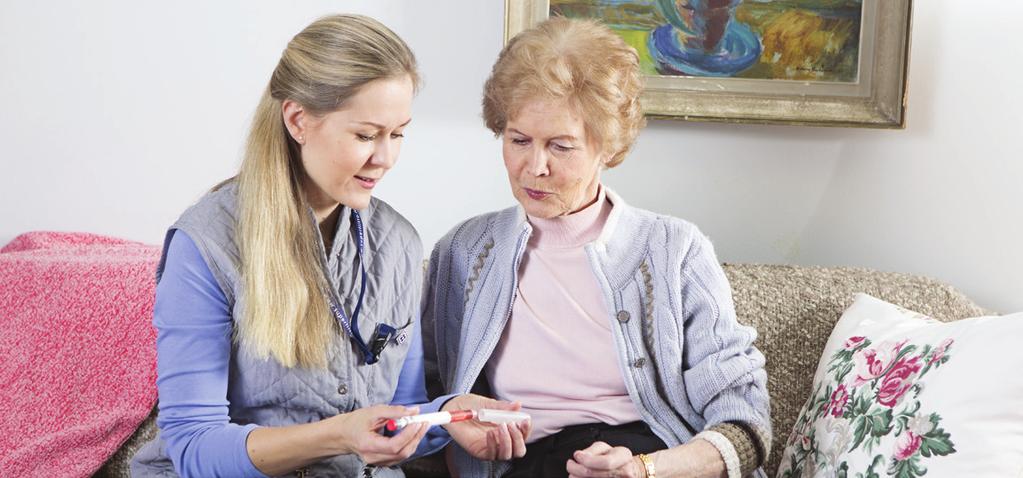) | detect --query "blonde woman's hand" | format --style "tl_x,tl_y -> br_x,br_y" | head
566,441 -> 646,478
332,404 -> 429,466
442,394 -> 531,461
